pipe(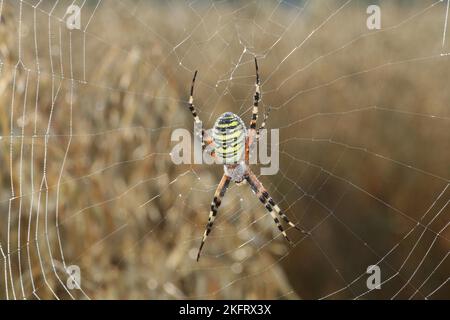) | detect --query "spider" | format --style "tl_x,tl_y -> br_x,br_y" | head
186,58 -> 307,261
